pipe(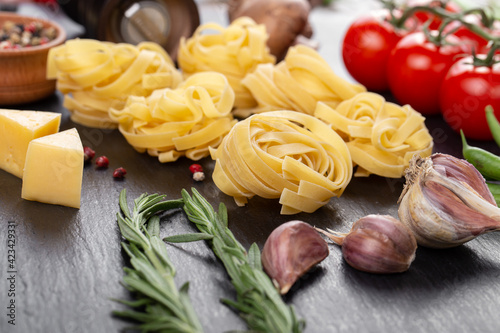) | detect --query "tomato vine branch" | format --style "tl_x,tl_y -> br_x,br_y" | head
380,0 -> 500,65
